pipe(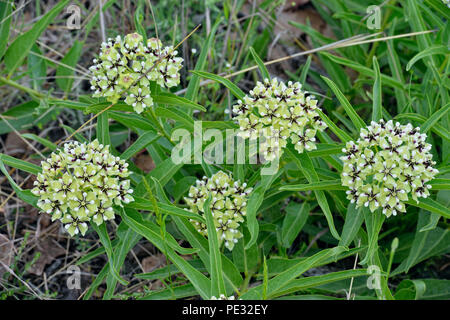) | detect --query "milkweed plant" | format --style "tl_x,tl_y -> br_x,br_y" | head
0,0 -> 449,301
